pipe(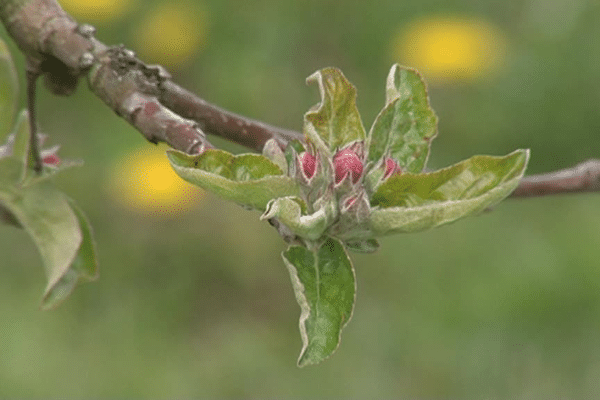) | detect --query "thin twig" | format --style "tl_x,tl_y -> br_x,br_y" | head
509,159 -> 600,198
25,63 -> 42,172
